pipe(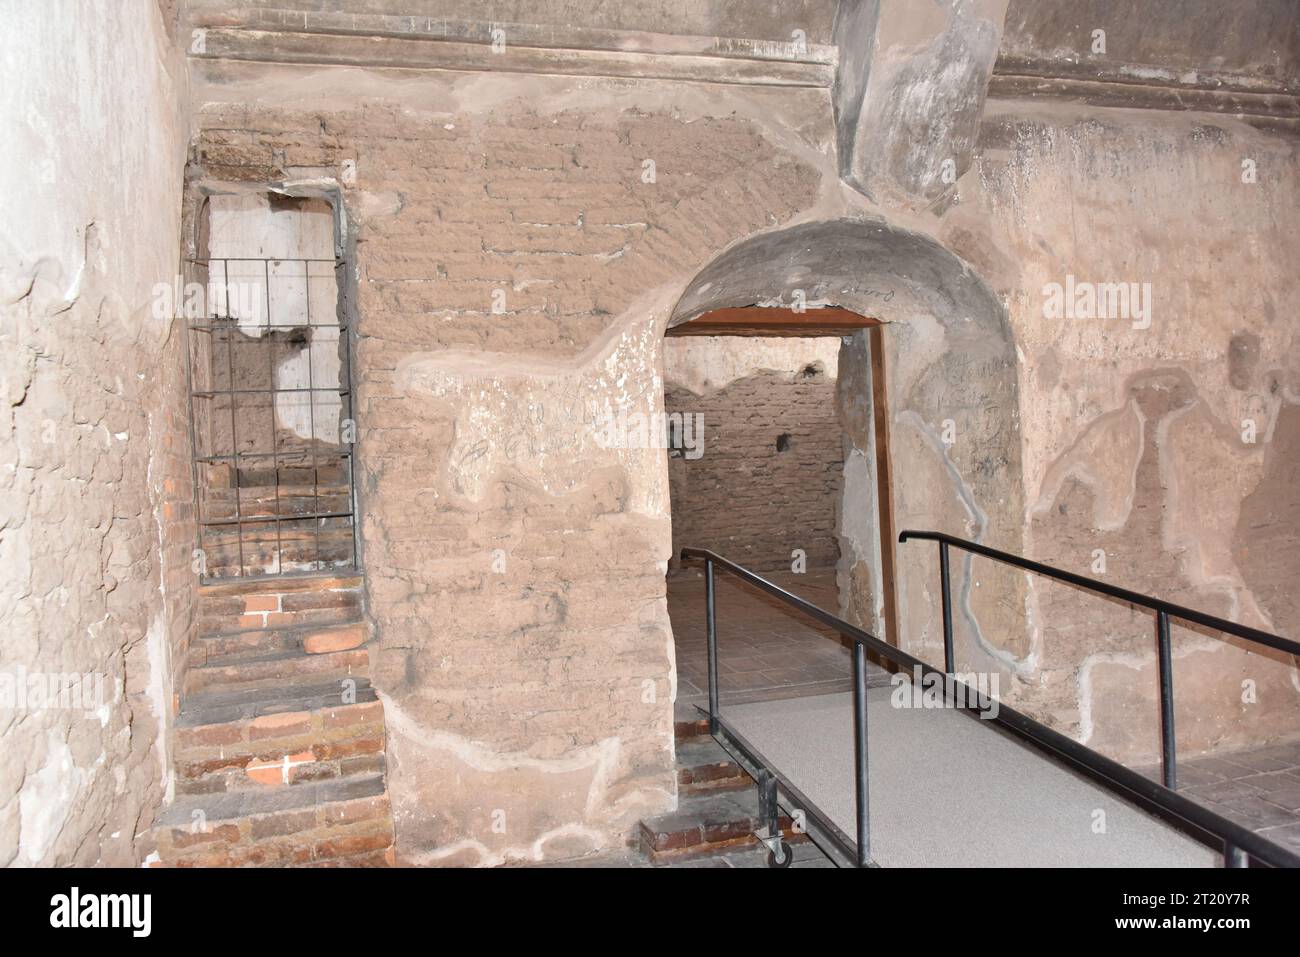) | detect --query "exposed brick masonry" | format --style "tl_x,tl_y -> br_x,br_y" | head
666,368 -> 843,572
155,573 -> 394,867
189,91 -> 823,862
